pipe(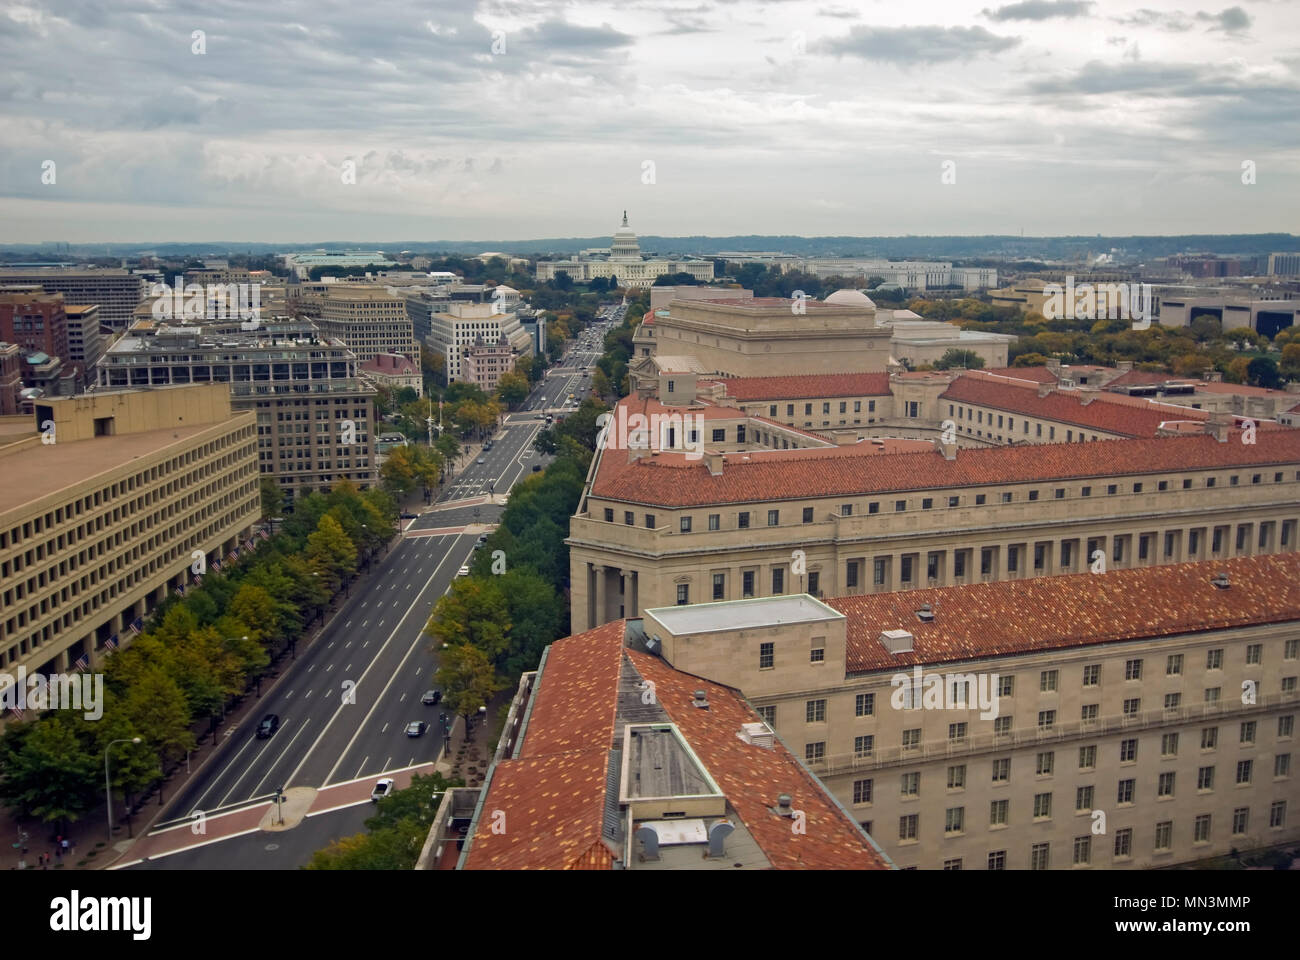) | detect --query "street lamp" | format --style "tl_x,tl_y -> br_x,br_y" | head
105,737 -> 142,843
